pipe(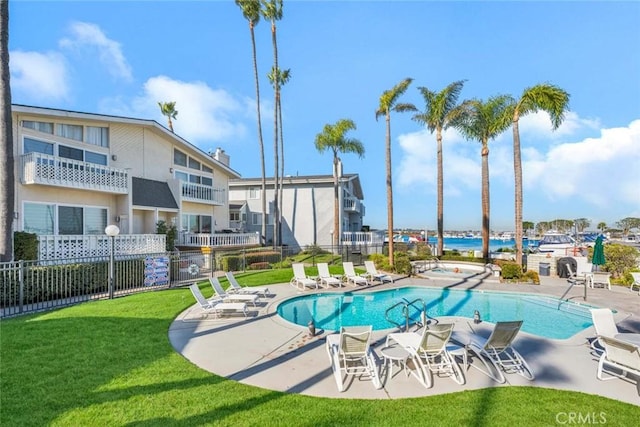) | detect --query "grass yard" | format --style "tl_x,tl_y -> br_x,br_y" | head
1,272 -> 638,426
